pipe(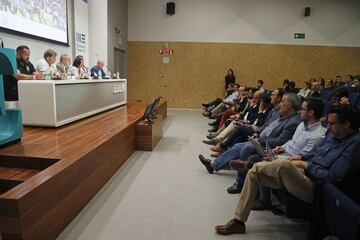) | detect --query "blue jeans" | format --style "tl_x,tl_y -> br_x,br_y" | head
213,142 -> 247,171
